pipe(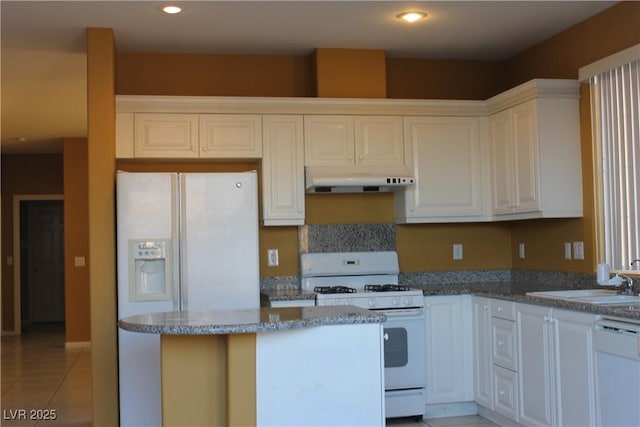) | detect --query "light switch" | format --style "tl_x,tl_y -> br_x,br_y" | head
564,242 -> 572,260
267,249 -> 279,267
573,242 -> 584,260
519,243 -> 526,259
453,244 -> 463,260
